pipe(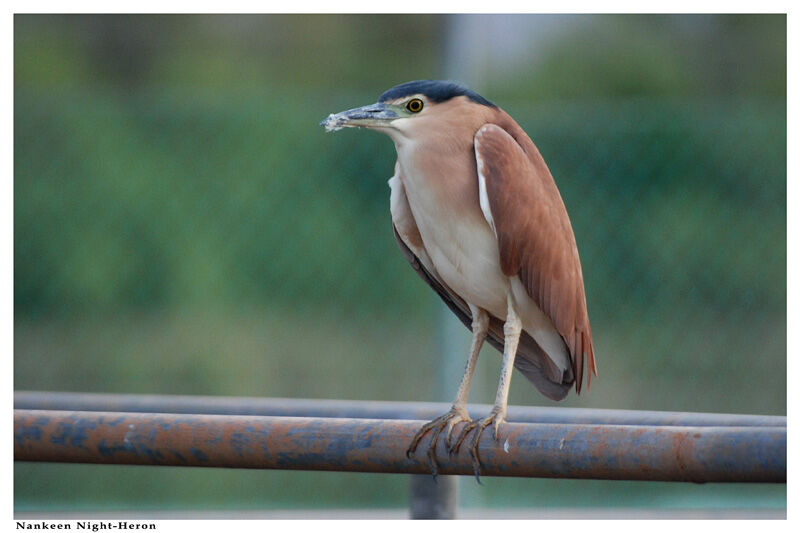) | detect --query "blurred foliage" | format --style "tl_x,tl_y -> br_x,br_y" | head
14,93 -> 786,327
493,15 -> 786,101
14,88 -> 424,317
14,15 -> 443,94
15,14 -> 785,514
